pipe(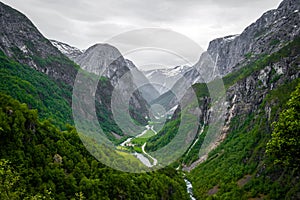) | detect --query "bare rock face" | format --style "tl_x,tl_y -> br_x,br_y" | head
75,43 -> 150,124
53,154 -> 63,164
75,43 -> 127,86
206,0 -> 300,77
